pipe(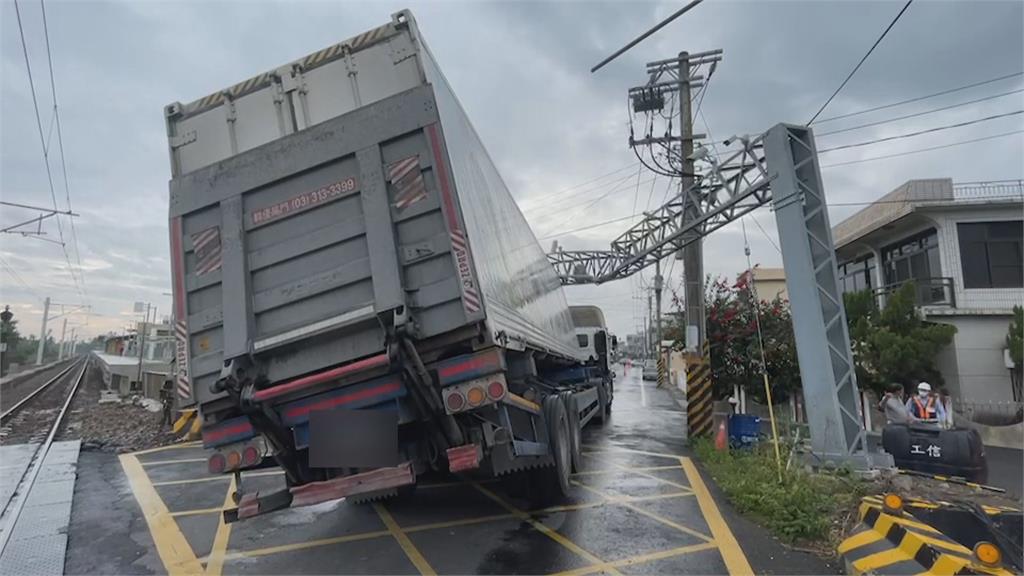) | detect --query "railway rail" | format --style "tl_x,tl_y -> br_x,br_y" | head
0,356 -> 89,557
